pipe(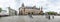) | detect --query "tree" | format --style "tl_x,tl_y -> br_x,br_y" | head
0,8 -> 2,12
46,11 -> 57,15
